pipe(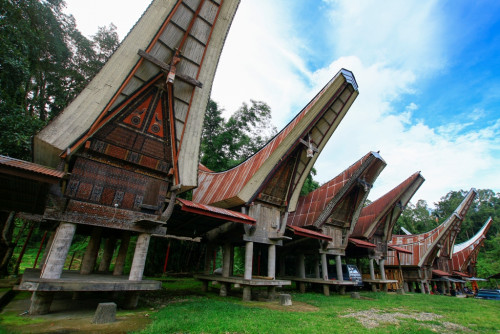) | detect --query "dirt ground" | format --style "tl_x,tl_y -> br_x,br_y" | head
1,294 -> 152,334
341,308 -> 471,333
